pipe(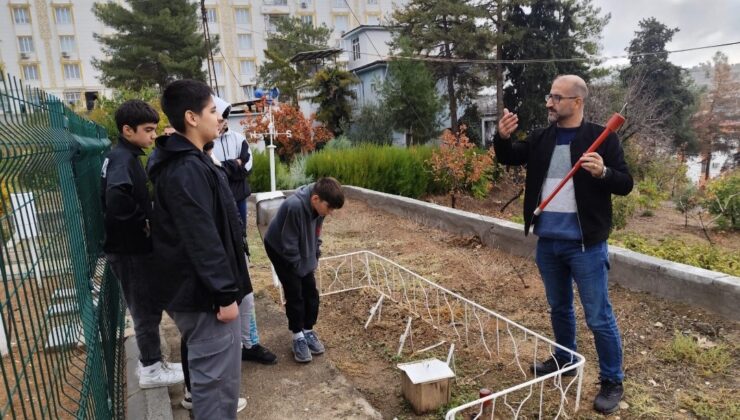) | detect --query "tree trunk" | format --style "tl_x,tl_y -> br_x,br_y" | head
443,38 -> 458,134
